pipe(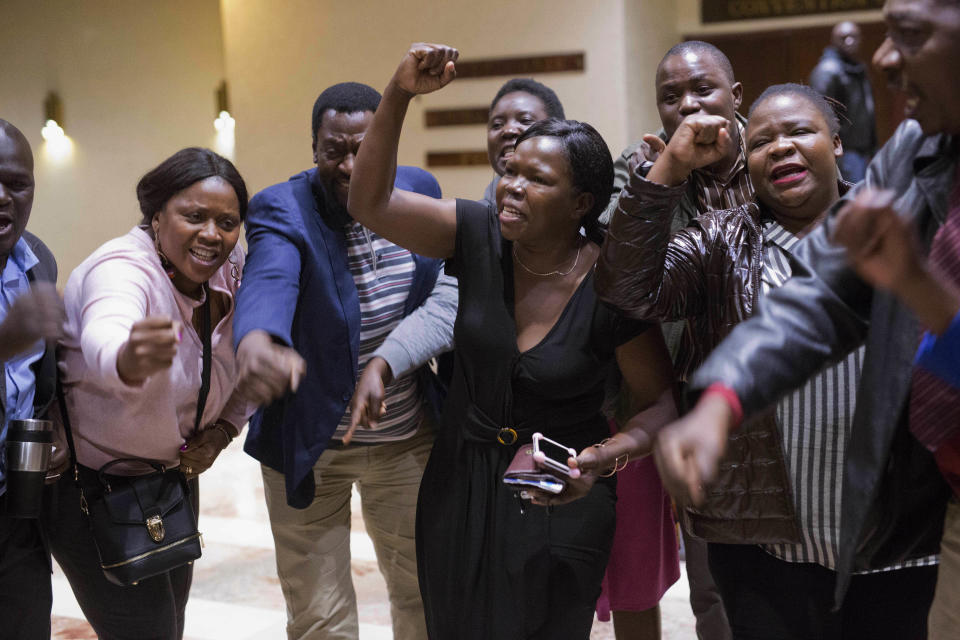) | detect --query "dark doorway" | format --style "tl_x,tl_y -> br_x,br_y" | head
694,22 -> 905,146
